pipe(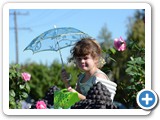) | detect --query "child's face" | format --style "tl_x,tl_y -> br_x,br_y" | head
75,54 -> 98,72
